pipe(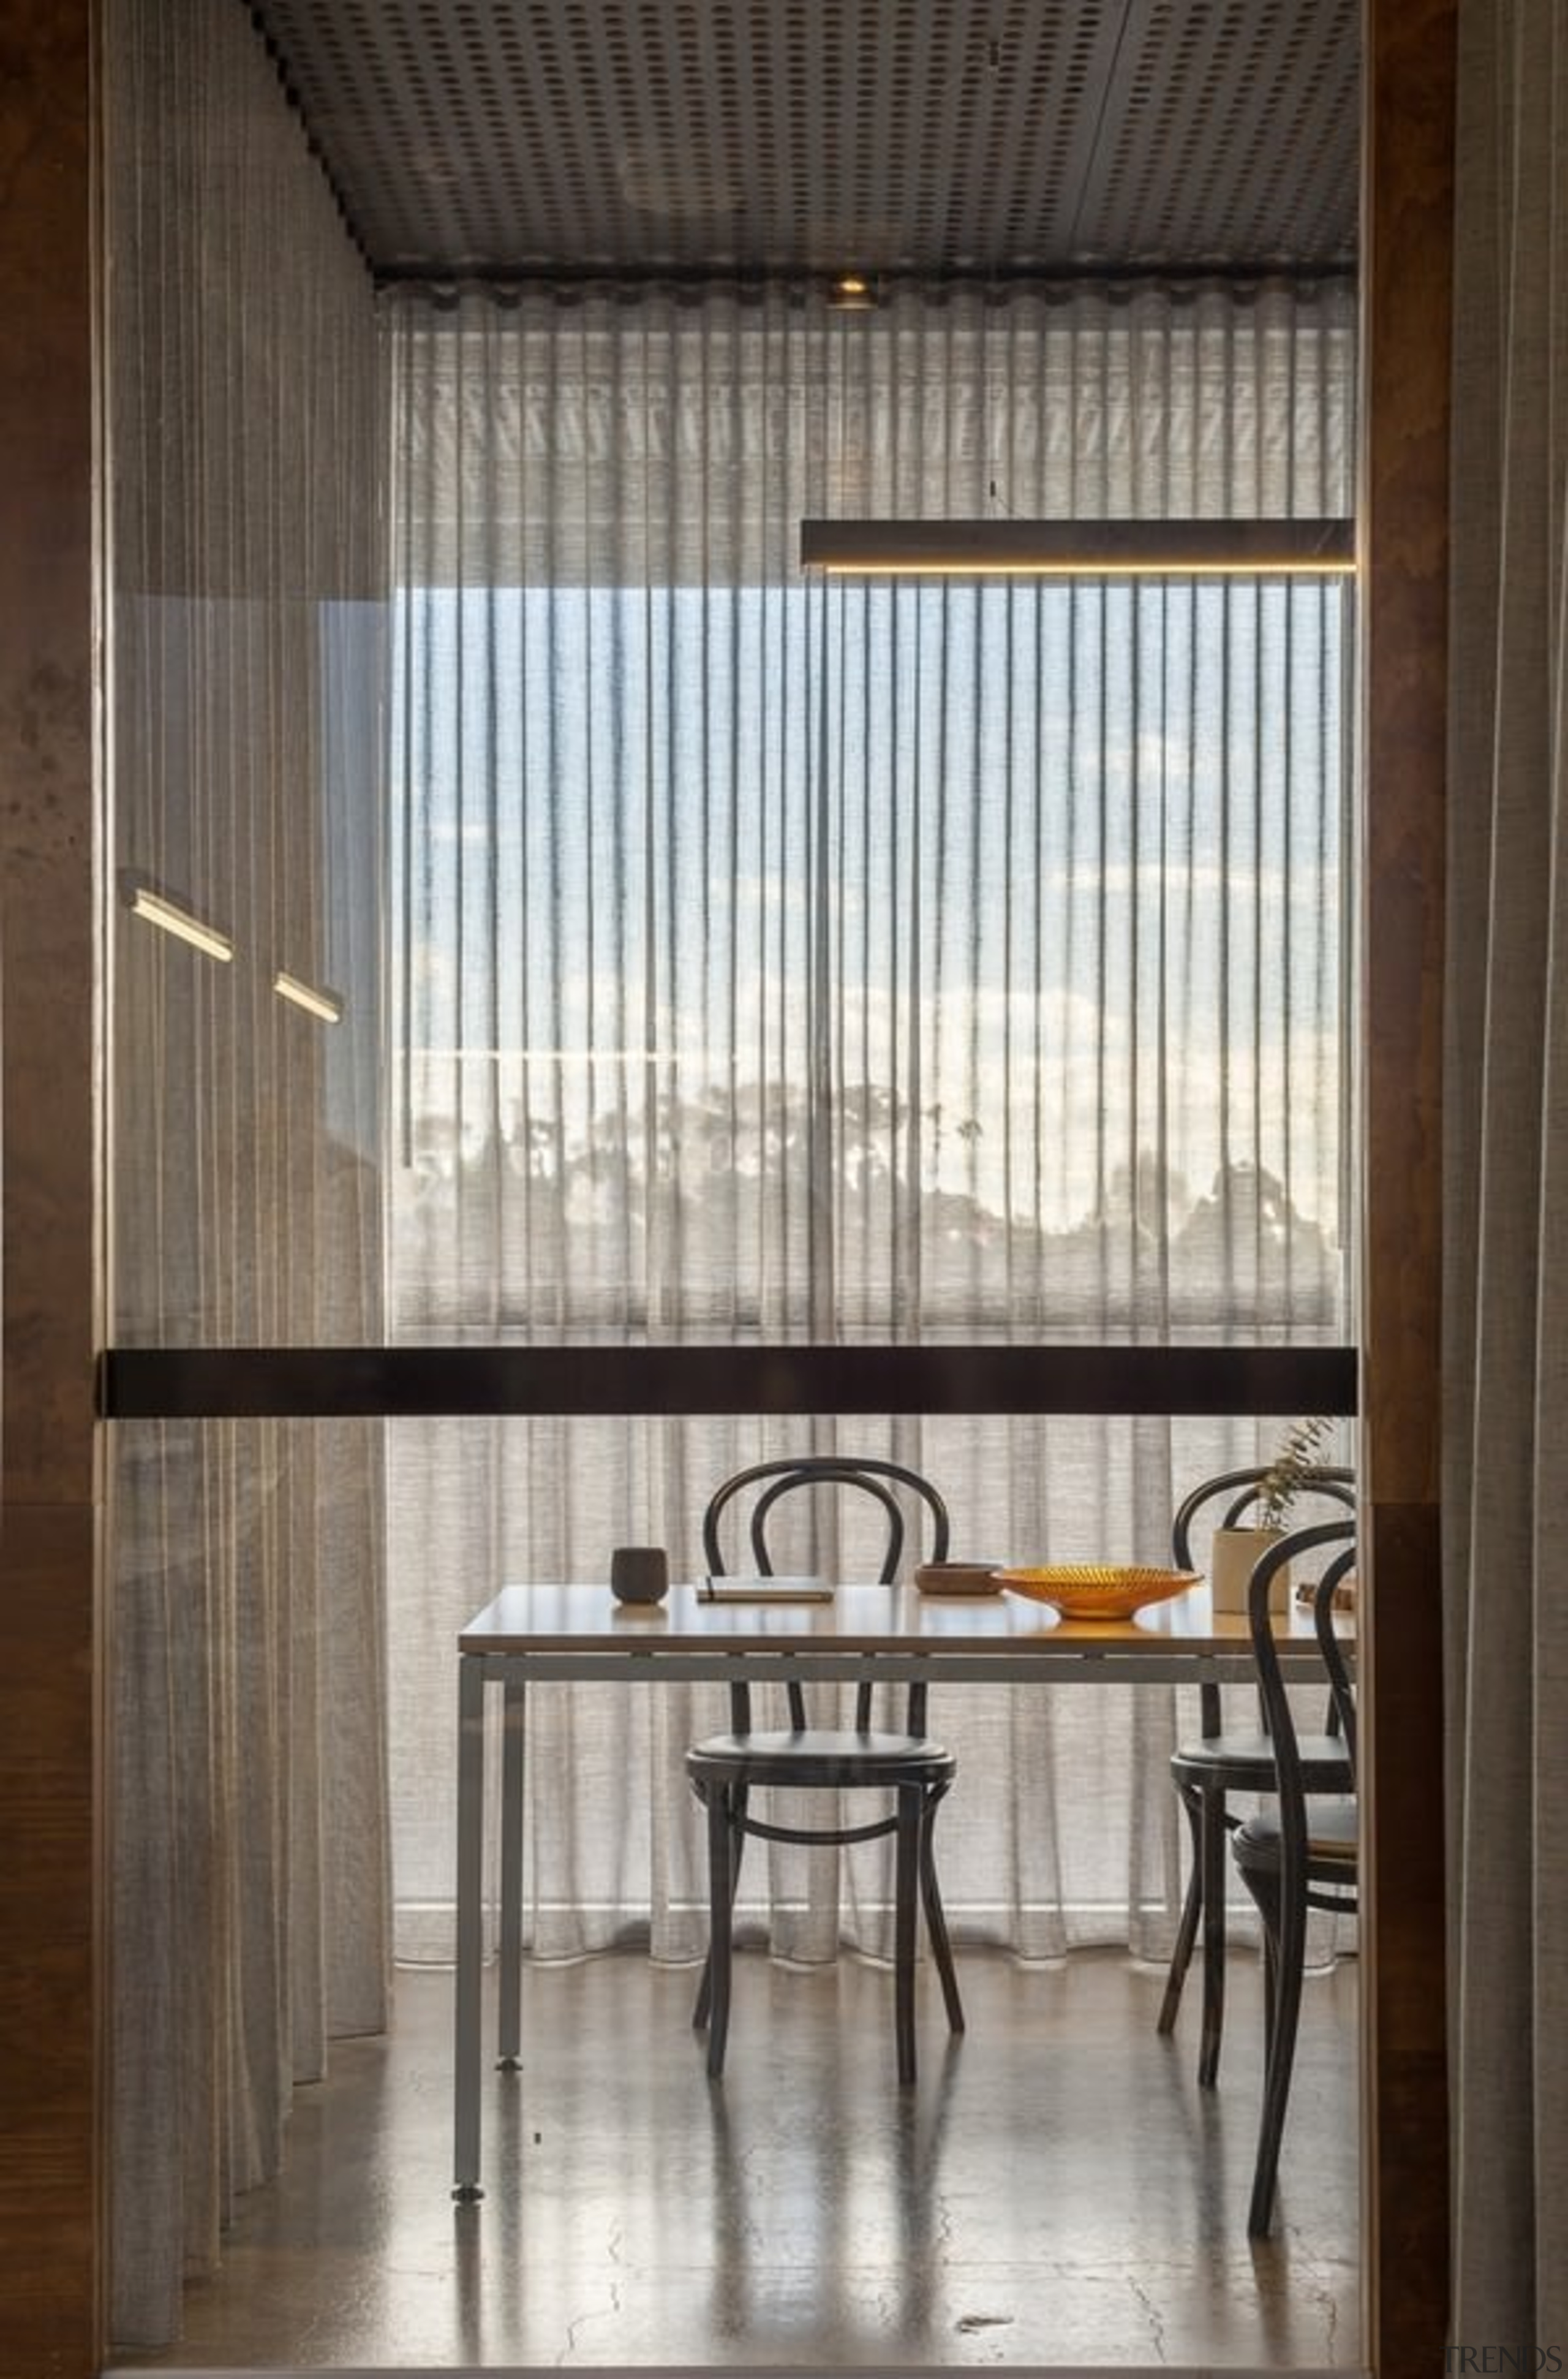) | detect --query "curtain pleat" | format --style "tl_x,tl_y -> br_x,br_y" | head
1447,0 -> 1568,2346
385,279 -> 1357,1971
